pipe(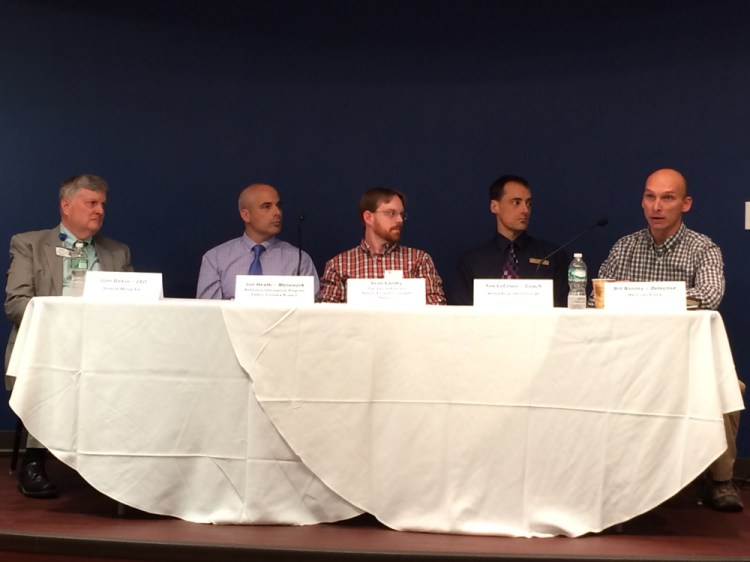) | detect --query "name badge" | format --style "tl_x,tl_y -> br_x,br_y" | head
473,279 -> 553,310
55,247 -> 73,258
234,275 -> 315,305
604,281 -> 687,312
347,277 -> 426,308
83,271 -> 163,302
